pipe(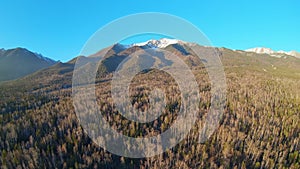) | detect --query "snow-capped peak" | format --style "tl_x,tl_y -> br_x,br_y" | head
131,38 -> 185,48
245,47 -> 300,58
245,47 -> 275,54
278,50 -> 300,58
